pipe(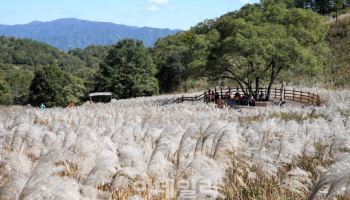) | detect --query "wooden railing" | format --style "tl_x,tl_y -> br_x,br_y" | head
173,87 -> 324,106
173,93 -> 205,103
